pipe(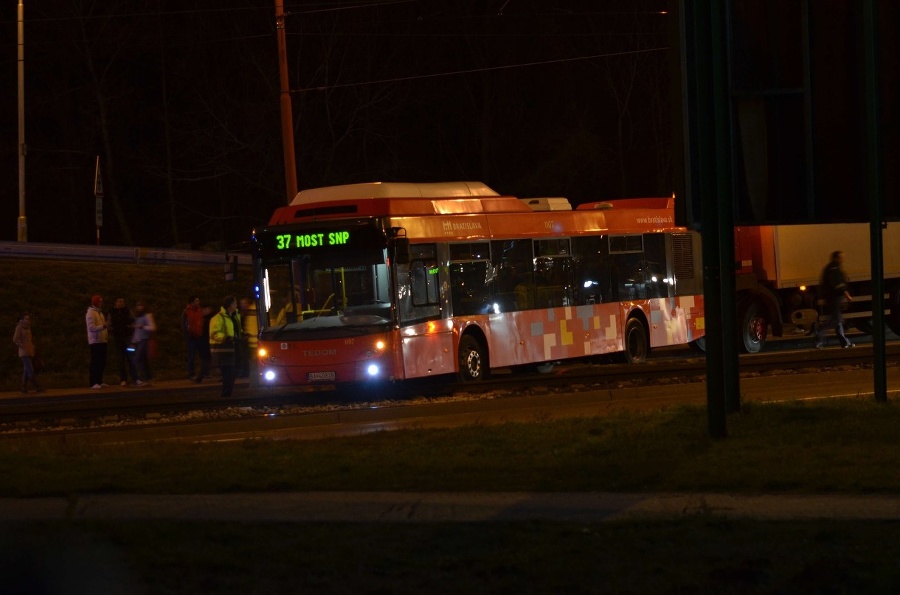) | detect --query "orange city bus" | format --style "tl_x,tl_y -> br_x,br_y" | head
250,181 -> 705,387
